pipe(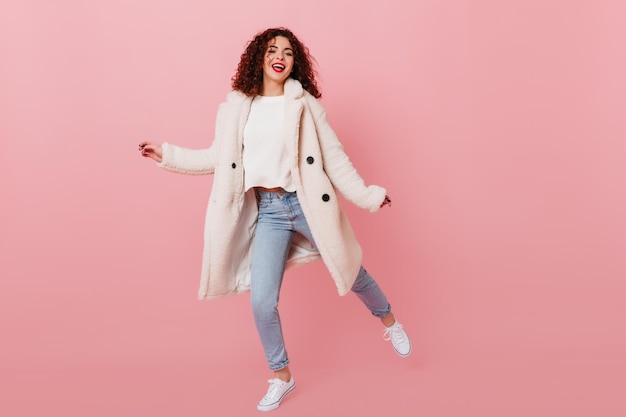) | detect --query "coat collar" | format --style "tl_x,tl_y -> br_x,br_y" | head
224,79 -> 306,164
284,78 -> 305,99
